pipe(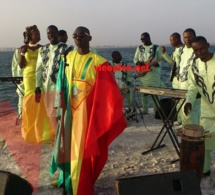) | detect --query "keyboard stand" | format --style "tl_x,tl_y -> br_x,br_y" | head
136,87 -> 187,163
